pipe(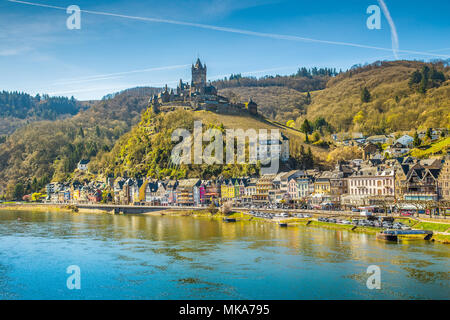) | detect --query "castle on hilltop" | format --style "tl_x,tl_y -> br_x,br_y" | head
148,58 -> 257,116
